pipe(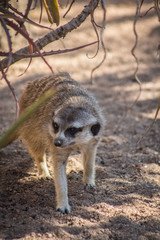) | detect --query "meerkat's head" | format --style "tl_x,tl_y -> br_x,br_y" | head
48,105 -> 101,148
